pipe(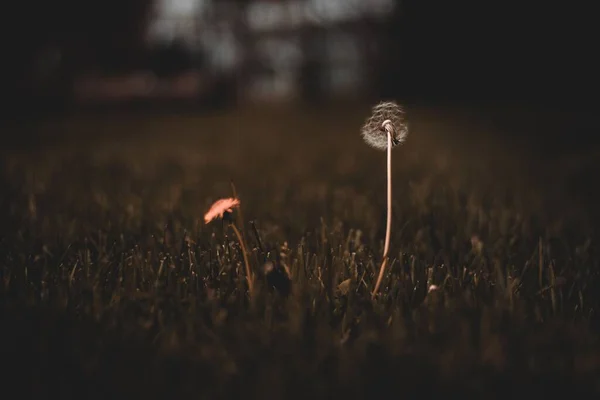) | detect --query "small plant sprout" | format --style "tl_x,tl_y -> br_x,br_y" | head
361,101 -> 408,298
204,197 -> 254,296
